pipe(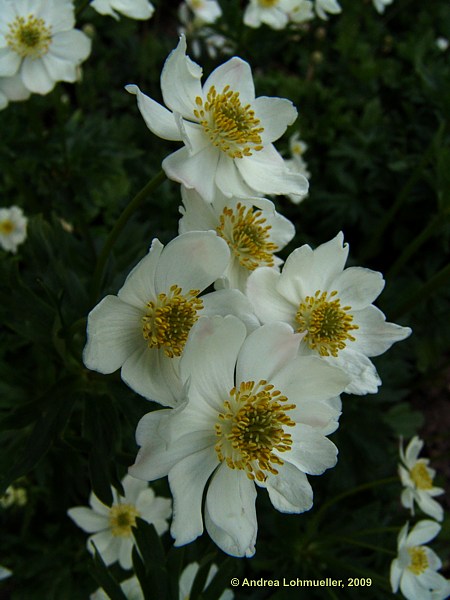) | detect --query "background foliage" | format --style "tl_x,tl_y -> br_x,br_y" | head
1,0 -> 449,598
